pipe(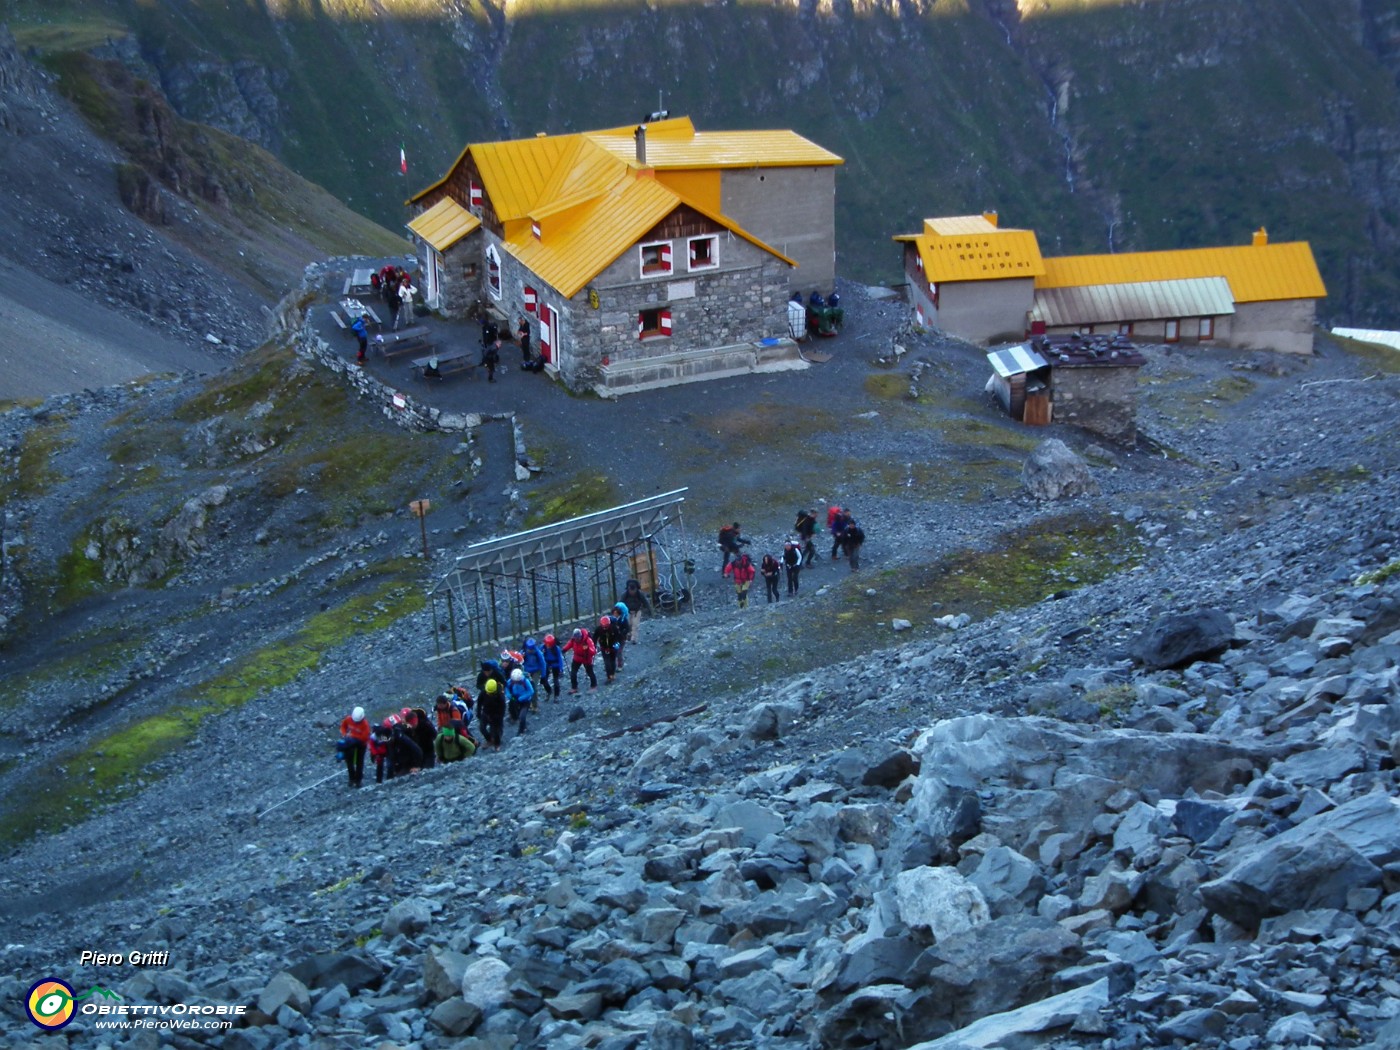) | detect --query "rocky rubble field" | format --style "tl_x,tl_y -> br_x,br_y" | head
5,426 -> 1400,1048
